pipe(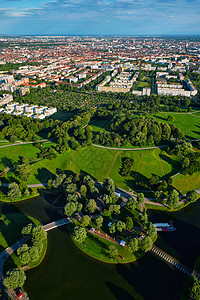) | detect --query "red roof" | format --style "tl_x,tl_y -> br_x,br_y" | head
17,292 -> 23,299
